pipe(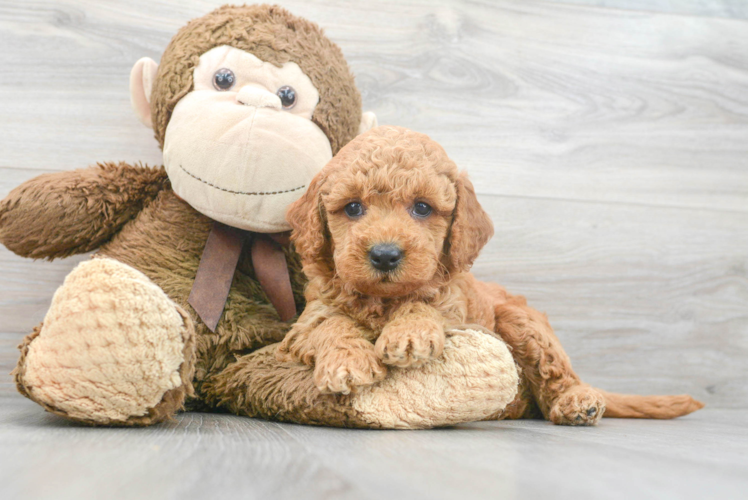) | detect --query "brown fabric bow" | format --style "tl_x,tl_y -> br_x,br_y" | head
188,221 -> 297,332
